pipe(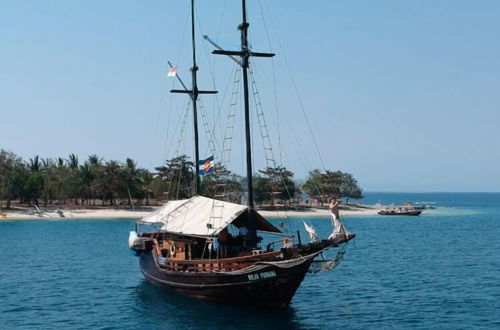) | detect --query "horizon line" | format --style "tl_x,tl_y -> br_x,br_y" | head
363,191 -> 500,194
